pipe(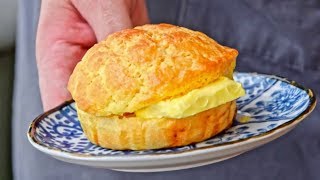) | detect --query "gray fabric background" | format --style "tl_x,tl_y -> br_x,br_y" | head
13,0 -> 319,179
